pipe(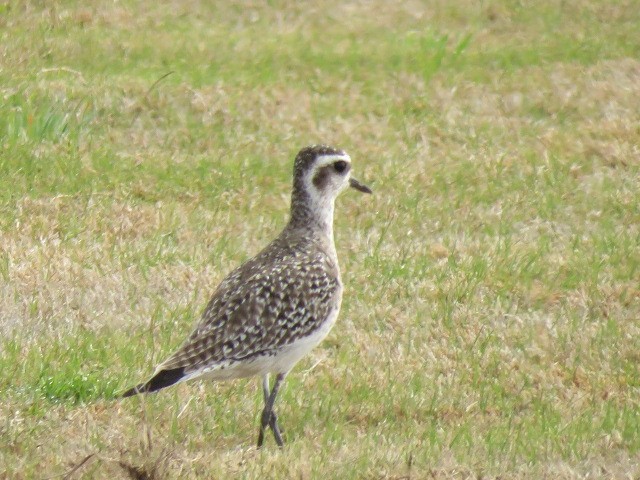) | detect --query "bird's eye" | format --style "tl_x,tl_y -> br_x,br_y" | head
333,161 -> 348,173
